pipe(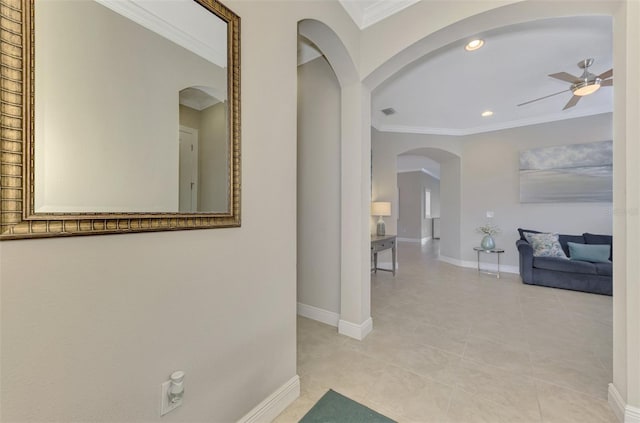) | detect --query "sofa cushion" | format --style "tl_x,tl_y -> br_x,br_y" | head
533,256 -> 597,275
567,242 -> 611,263
558,235 -> 586,257
595,262 -> 613,276
583,233 -> 613,261
518,228 -> 541,241
524,233 -> 568,258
